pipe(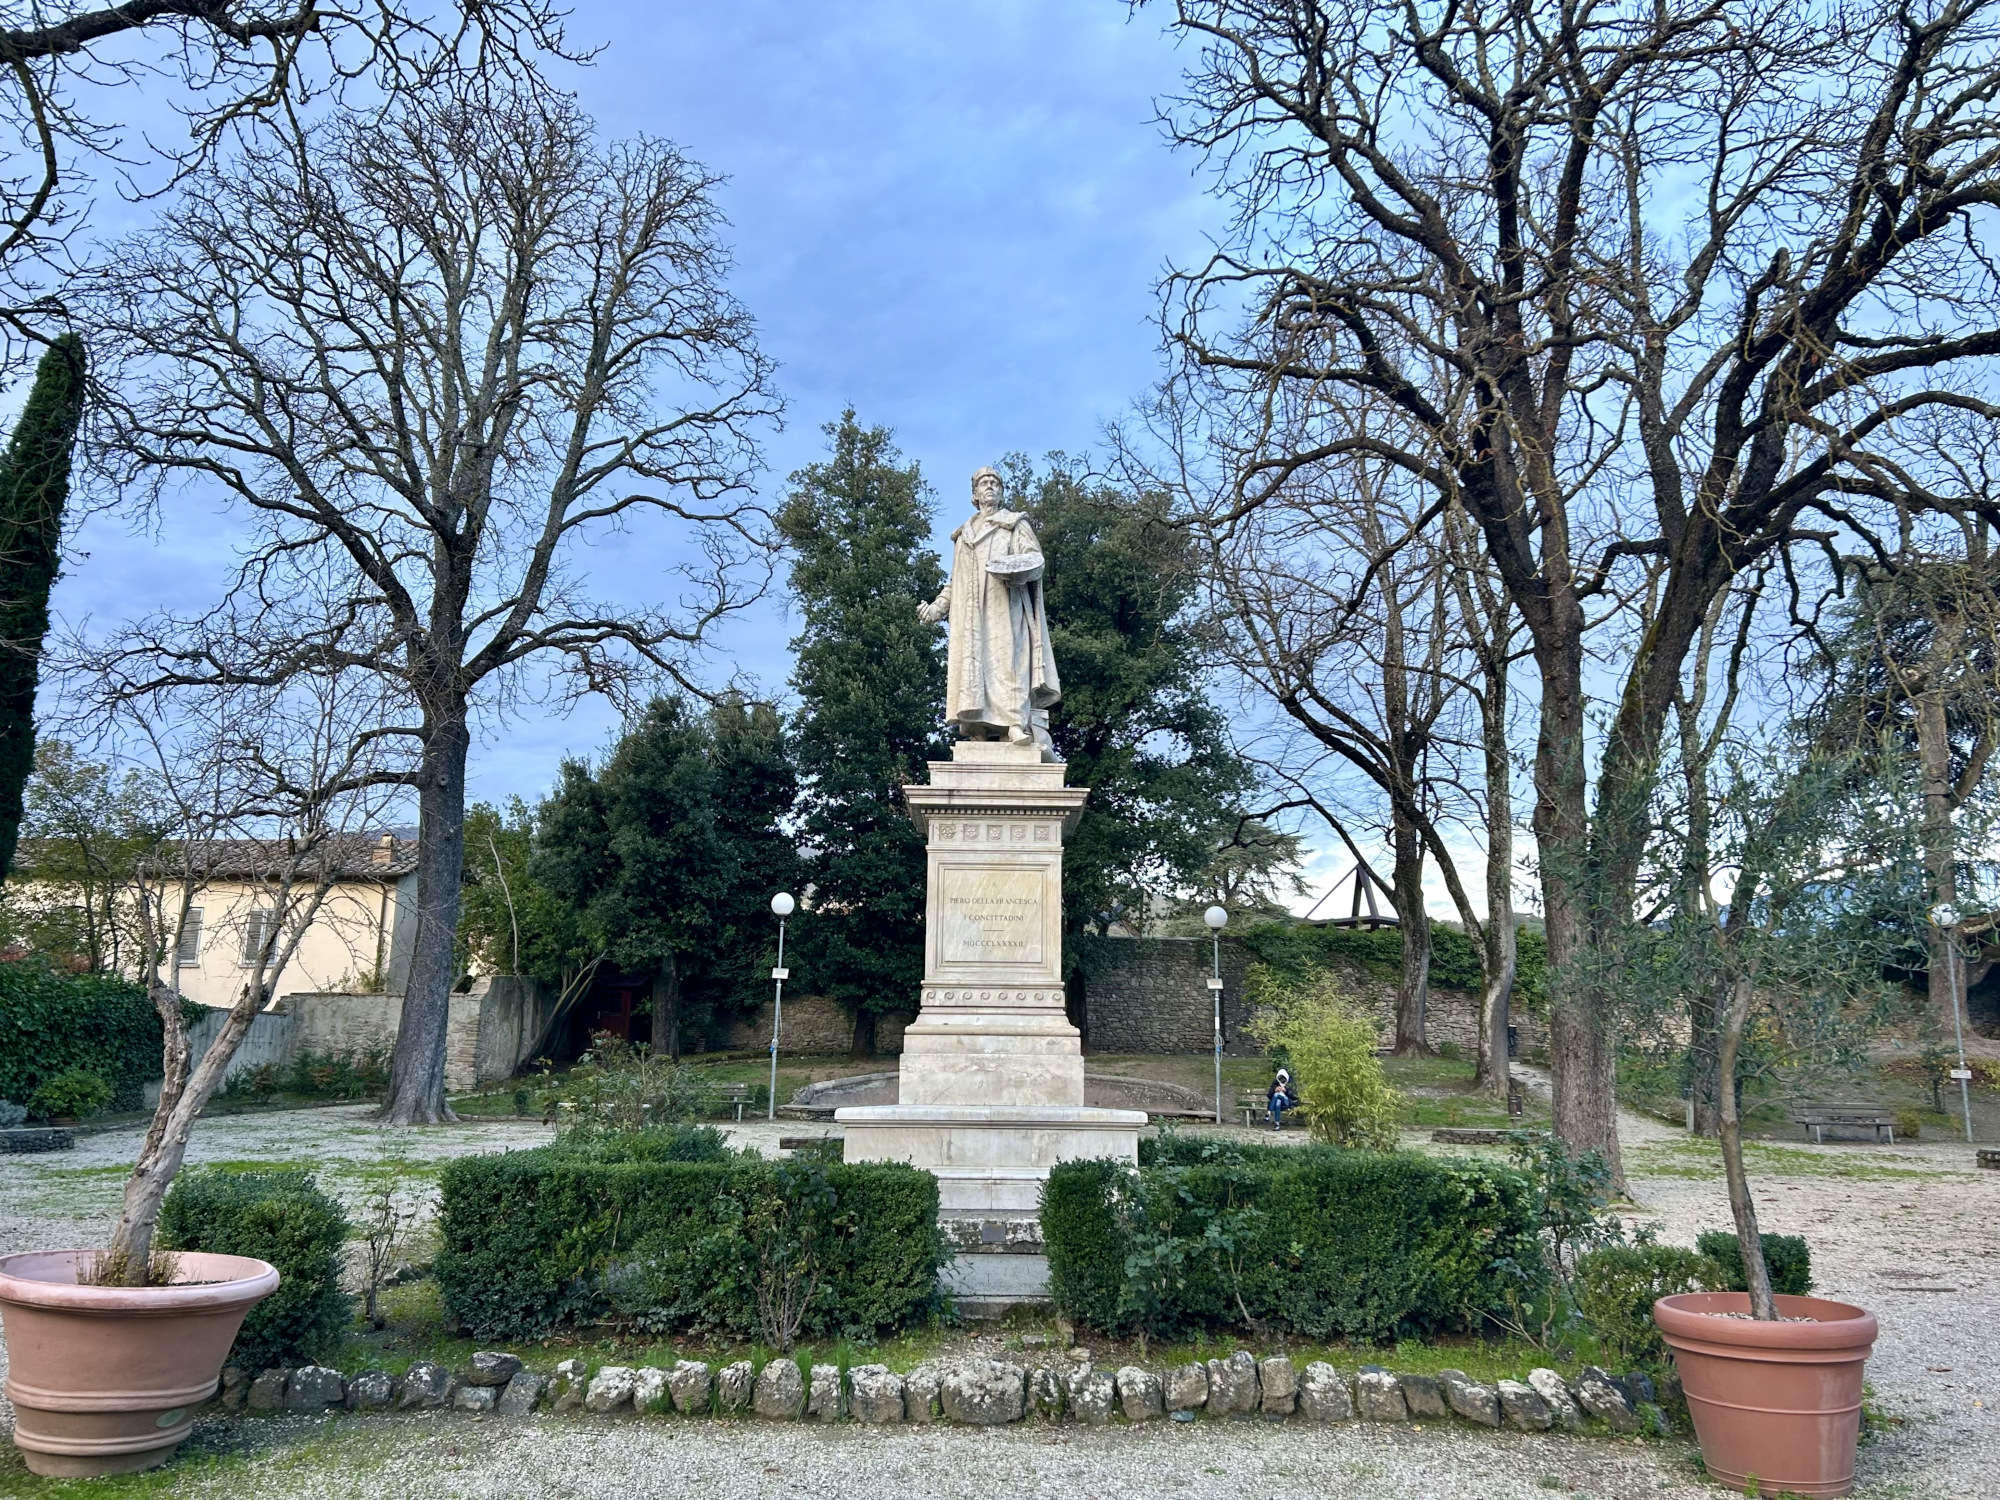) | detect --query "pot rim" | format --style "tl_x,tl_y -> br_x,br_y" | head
0,1249 -> 279,1315
1653,1290 -> 1878,1352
